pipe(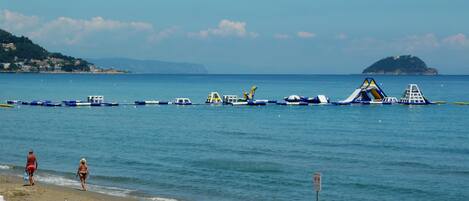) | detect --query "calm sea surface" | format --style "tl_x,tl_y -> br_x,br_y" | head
1,74 -> 469,201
